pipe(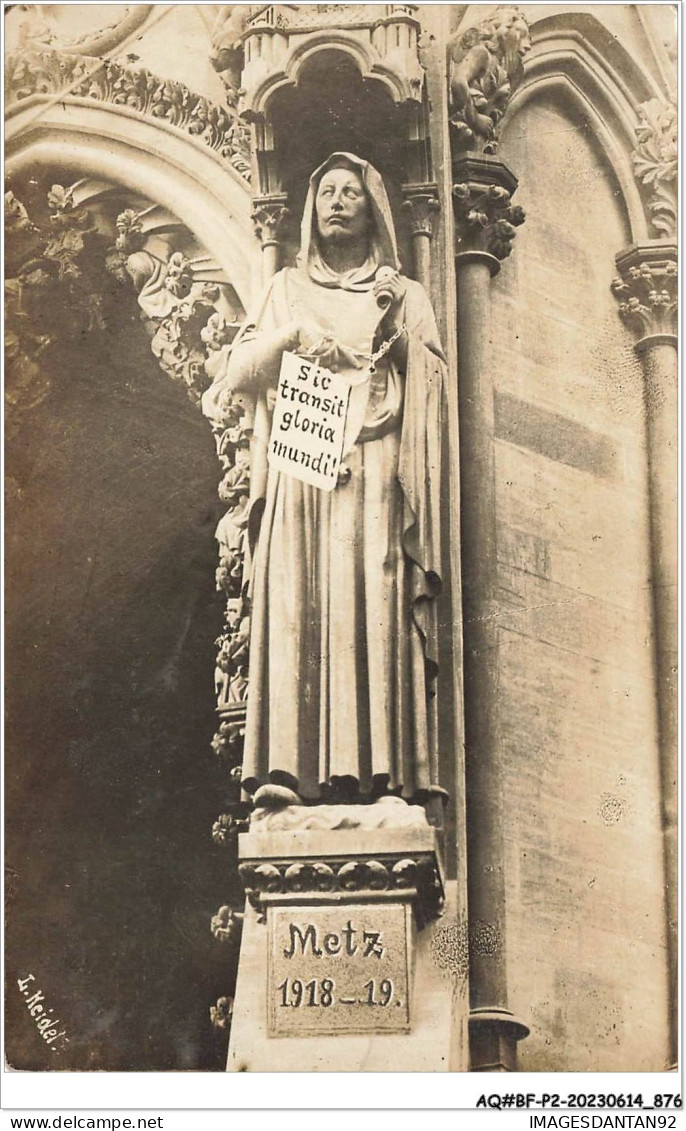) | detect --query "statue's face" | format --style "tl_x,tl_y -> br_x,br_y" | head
315,168 -> 370,245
